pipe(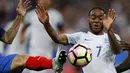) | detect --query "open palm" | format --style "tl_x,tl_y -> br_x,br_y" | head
36,4 -> 49,24
103,9 -> 116,31
17,0 -> 31,16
